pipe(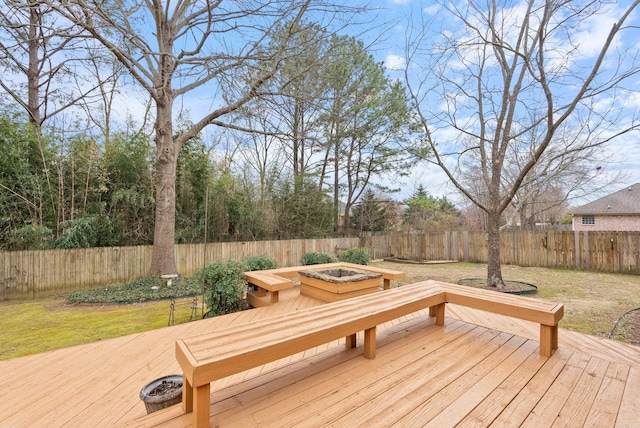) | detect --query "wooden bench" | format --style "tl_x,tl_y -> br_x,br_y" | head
176,280 -> 563,427
433,281 -> 564,358
243,271 -> 293,304
243,262 -> 406,305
